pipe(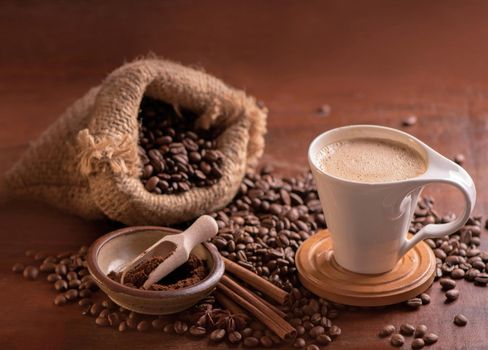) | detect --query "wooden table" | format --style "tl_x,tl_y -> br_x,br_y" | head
1,1 -> 487,349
